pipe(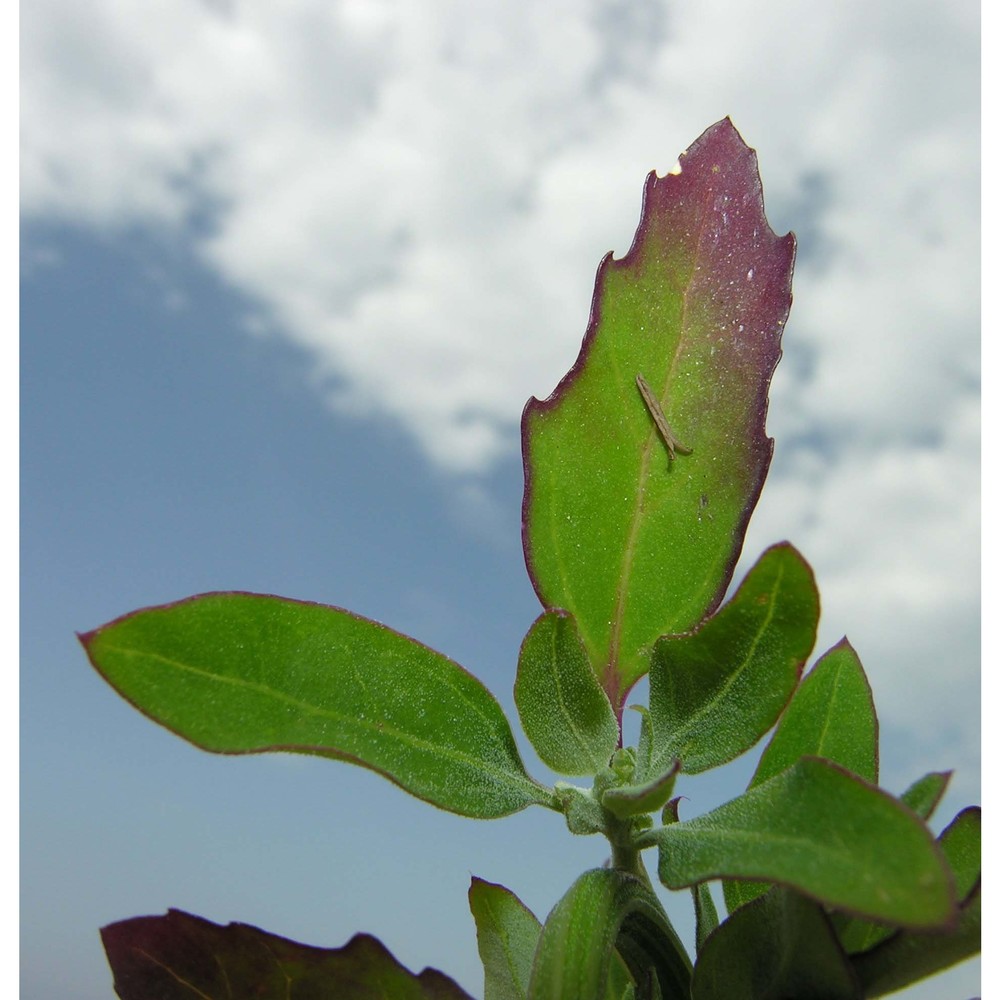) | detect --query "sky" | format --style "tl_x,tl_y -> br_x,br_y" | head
20,1 -> 980,997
